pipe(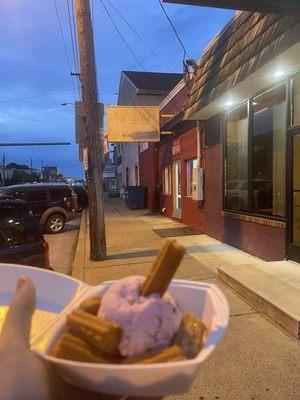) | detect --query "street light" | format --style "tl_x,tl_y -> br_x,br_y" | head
61,102 -> 75,106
